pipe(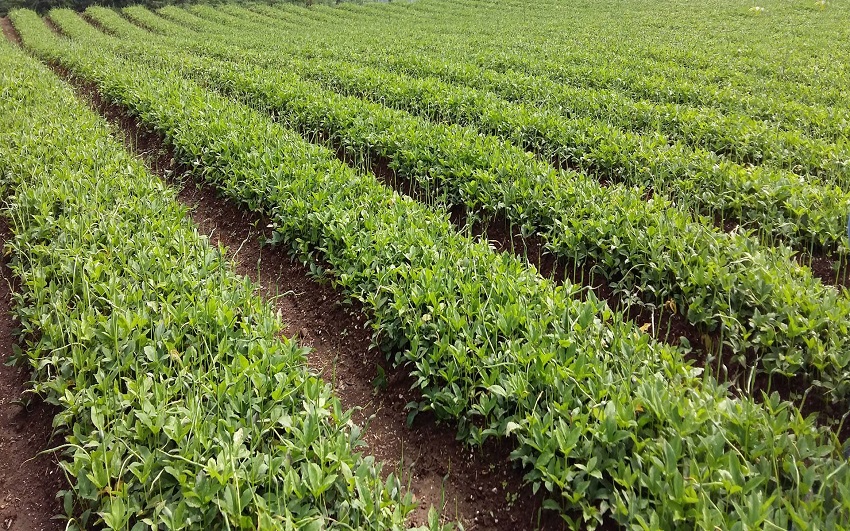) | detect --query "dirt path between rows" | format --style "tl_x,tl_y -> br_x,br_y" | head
175,180 -> 559,529
1,18 -> 67,531
0,220 -> 65,531
1,17 -> 20,45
